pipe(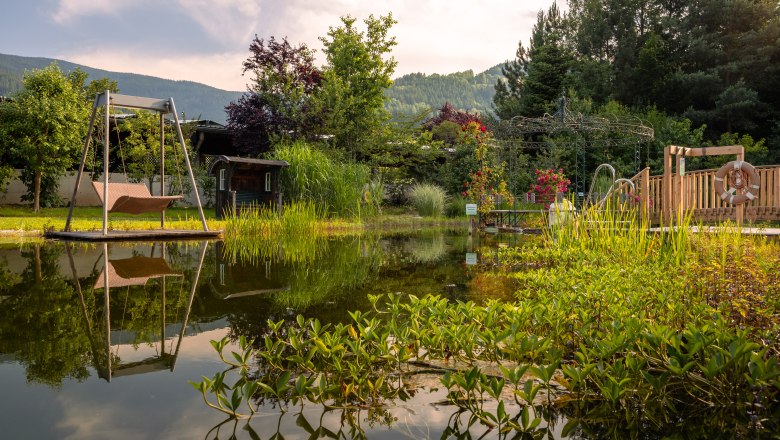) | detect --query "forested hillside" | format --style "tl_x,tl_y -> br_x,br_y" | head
384,64 -> 502,118
0,53 -> 242,122
1,52 -> 500,124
